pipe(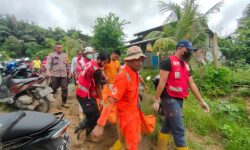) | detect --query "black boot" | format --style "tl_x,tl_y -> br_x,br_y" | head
74,119 -> 87,134
86,124 -> 95,136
